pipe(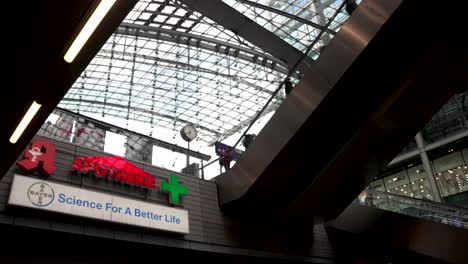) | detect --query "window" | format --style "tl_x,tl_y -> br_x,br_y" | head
104,131 -> 127,157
